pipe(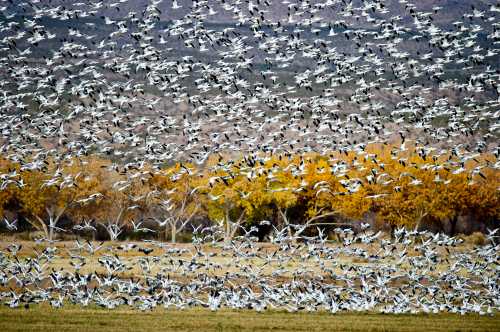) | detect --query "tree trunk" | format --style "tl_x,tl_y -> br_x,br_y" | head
171,225 -> 177,243
414,217 -> 422,233
33,215 -> 50,240
449,217 -> 457,236
224,218 -> 231,244
224,209 -> 232,244
278,208 -> 293,239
